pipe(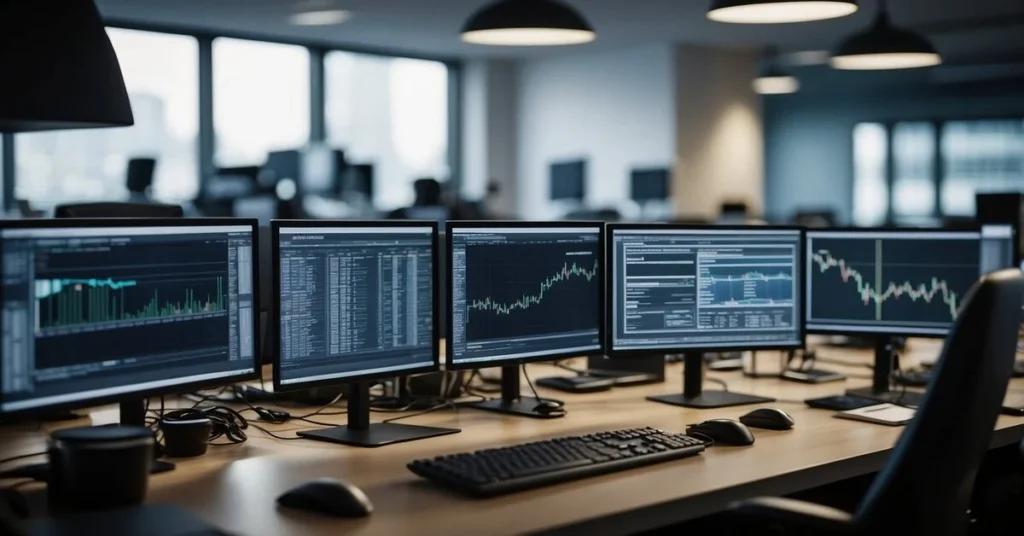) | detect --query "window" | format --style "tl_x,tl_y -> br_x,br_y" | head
891,122 -> 937,225
15,28 -> 199,205
325,52 -> 449,210
852,123 -> 888,227
213,38 -> 310,167
853,119 -> 1024,225
941,120 -> 1024,216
